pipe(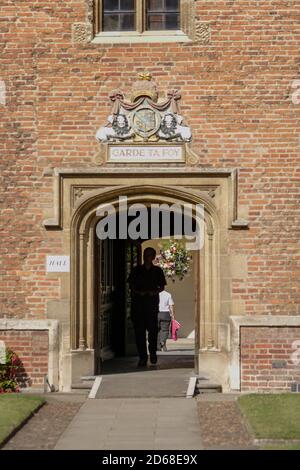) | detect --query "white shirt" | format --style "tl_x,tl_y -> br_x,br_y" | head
159,291 -> 174,312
